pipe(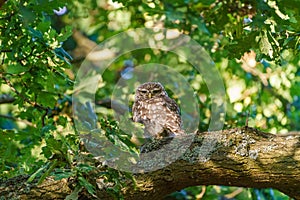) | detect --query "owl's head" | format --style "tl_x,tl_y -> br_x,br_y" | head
135,82 -> 167,100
